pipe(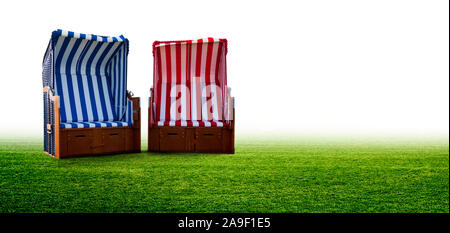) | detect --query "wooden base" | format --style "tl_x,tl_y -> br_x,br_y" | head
56,126 -> 140,158
148,126 -> 234,154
